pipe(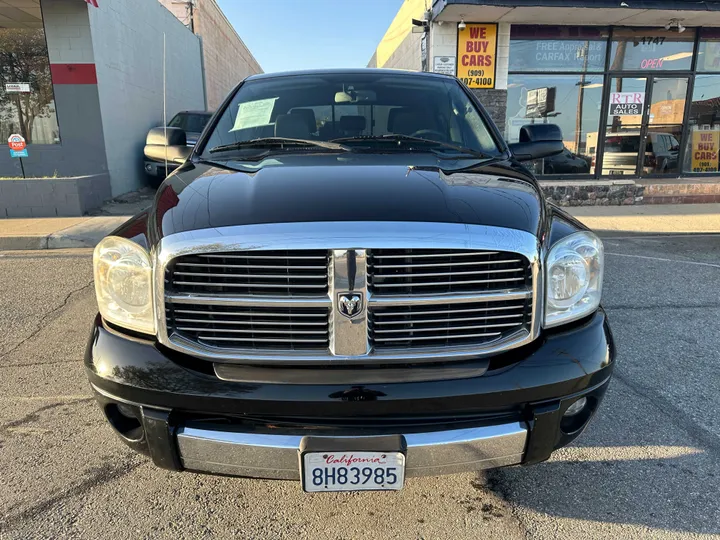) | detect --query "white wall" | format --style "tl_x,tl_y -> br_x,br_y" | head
43,0 -> 94,64
89,0 -> 205,196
